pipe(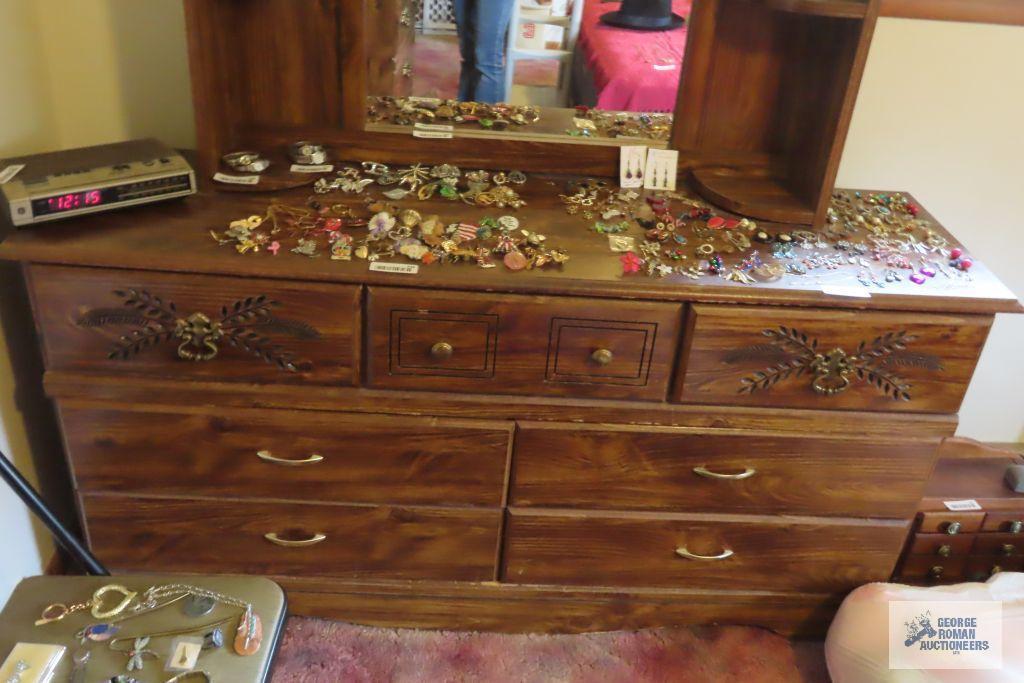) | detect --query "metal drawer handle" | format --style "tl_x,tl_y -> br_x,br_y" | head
430,341 -> 454,360
693,466 -> 756,480
675,547 -> 734,561
945,522 -> 962,535
256,450 -> 324,466
591,348 -> 614,366
937,544 -> 952,558
1009,520 -> 1023,534
264,532 -> 326,547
